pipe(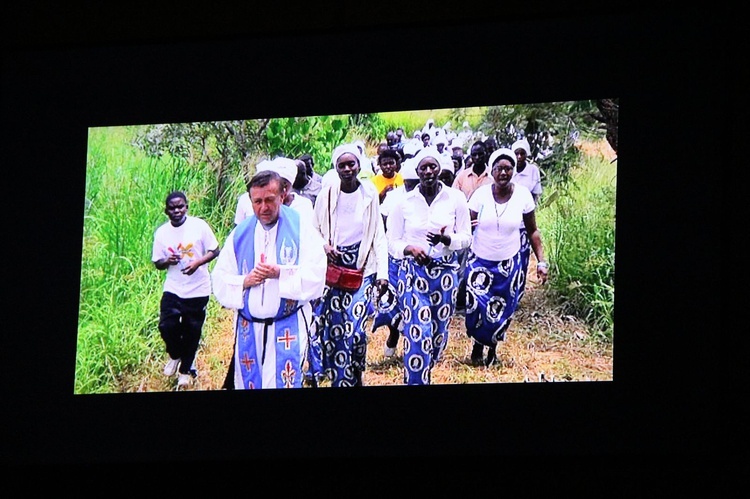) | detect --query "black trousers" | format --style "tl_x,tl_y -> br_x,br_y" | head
158,292 -> 209,375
